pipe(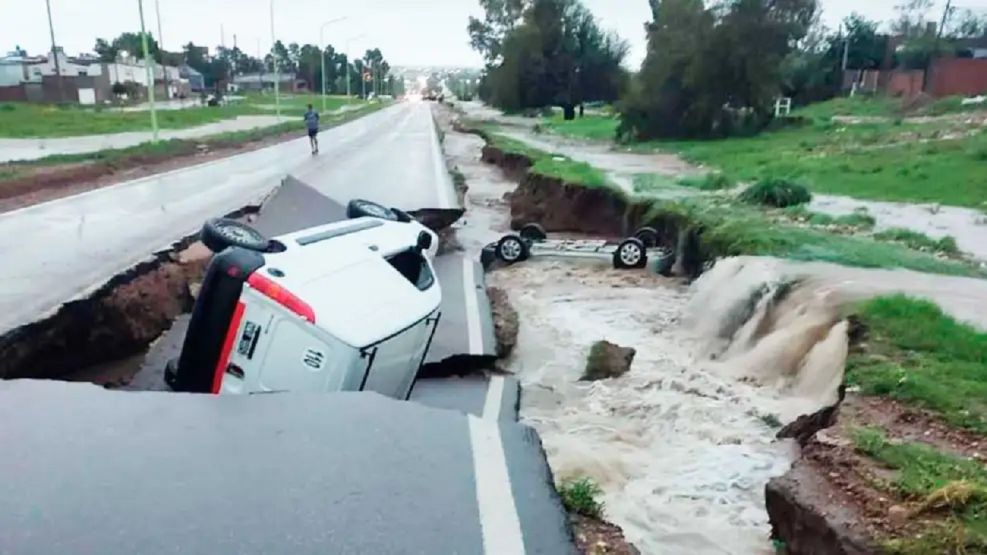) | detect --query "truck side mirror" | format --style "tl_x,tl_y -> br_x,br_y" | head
416,231 -> 433,252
